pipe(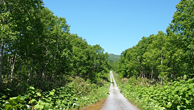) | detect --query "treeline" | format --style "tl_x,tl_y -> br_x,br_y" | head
115,0 -> 194,82
108,54 -> 120,70
0,0 -> 110,92
108,54 -> 120,62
